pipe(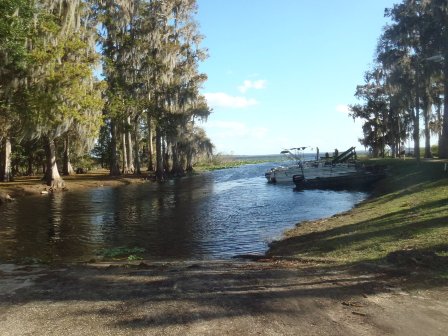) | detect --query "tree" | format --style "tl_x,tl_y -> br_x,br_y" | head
97,0 -> 137,176
429,0 -> 448,158
381,1 -> 425,159
0,0 -> 34,181
350,69 -> 390,157
24,0 -> 103,187
92,121 -> 112,168
97,0 -> 212,180
371,0 -> 448,159
144,0 -> 210,180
